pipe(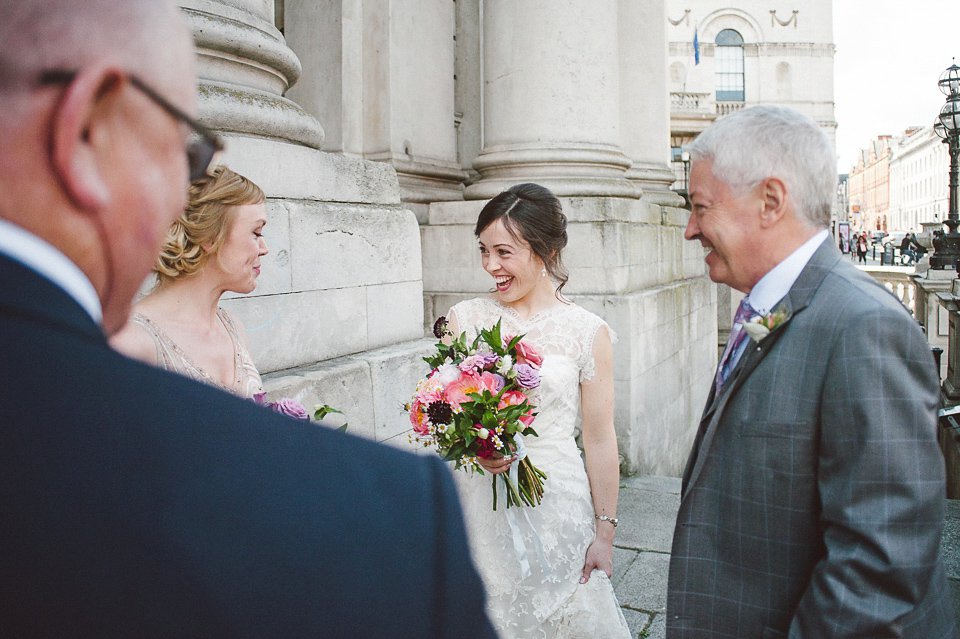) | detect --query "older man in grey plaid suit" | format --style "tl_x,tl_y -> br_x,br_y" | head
667,105 -> 956,638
